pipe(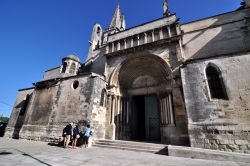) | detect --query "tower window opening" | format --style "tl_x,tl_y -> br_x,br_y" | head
97,27 -> 101,35
61,62 -> 67,73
